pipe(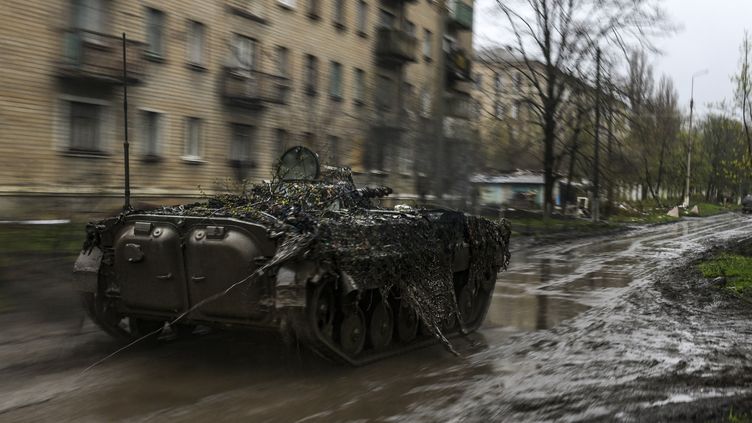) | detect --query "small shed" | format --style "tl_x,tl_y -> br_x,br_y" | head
471,171 -> 561,210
